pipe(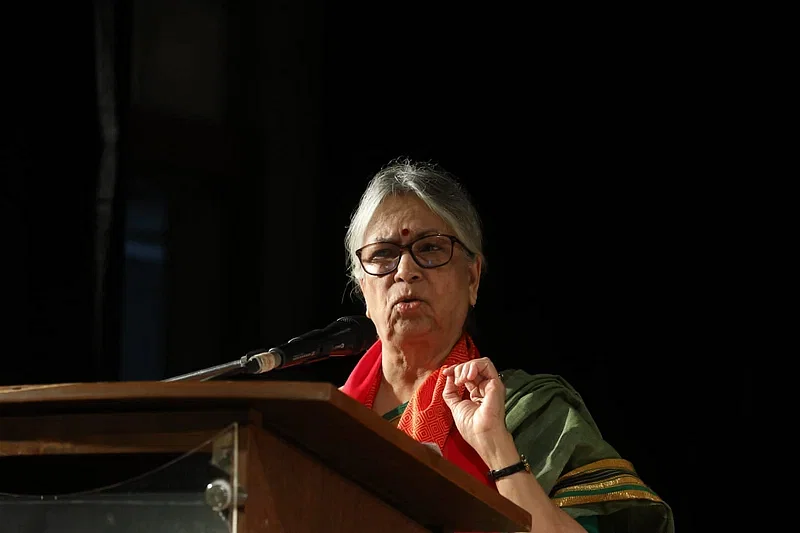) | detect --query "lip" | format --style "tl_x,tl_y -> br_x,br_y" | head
394,299 -> 423,313
392,296 -> 425,308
